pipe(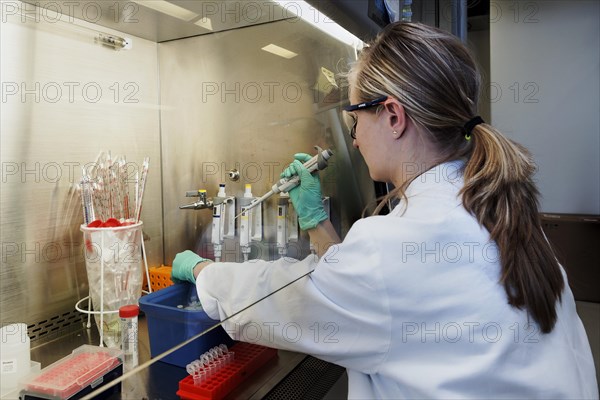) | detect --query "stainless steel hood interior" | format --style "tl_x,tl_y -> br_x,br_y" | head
21,0 -> 292,42
2,0 -> 370,342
